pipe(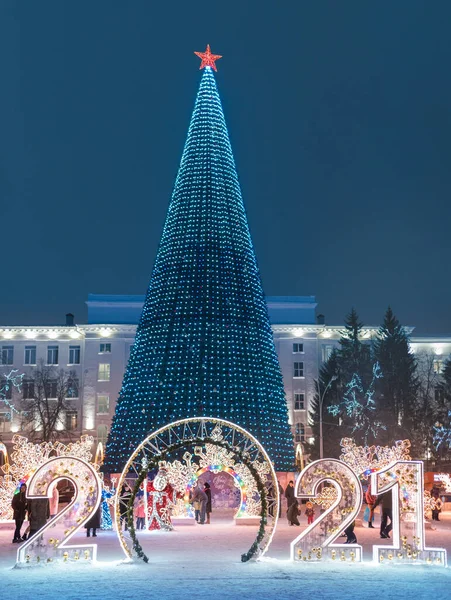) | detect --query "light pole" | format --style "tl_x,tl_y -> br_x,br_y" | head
319,374 -> 338,459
